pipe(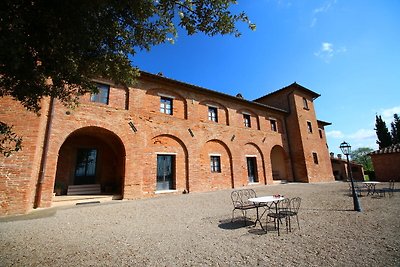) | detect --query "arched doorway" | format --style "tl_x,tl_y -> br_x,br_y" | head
54,126 -> 125,196
243,143 -> 266,185
198,139 -> 233,191
151,134 -> 188,193
270,145 -> 289,181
